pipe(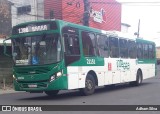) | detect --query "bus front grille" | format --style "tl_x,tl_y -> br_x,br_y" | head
15,67 -> 51,75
